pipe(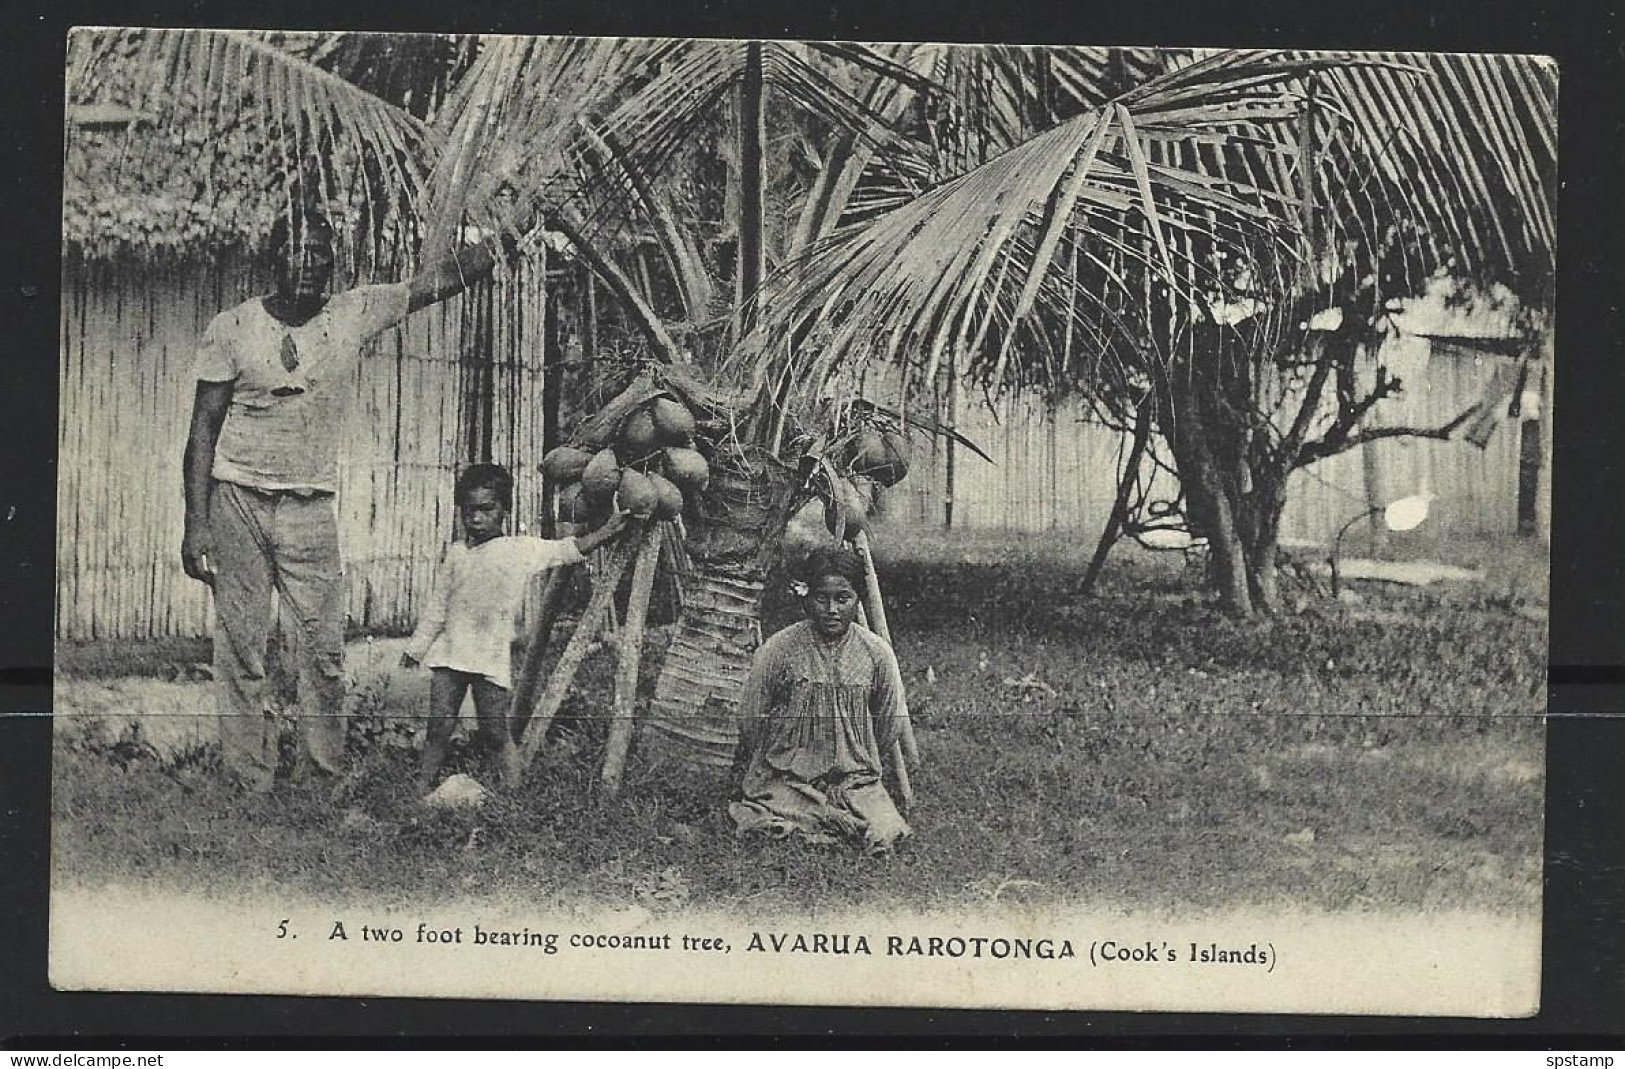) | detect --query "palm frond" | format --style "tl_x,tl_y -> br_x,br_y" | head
67,28 -> 431,246
787,43 -> 941,253
422,35 -> 662,254
1310,52 -> 1555,293
577,121 -> 715,320
592,40 -> 744,202
731,52 -> 1320,411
